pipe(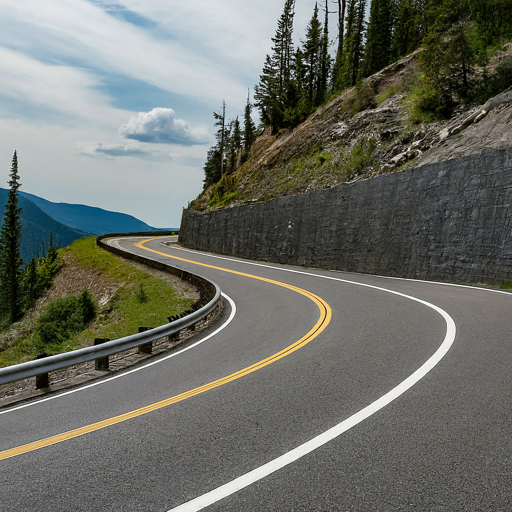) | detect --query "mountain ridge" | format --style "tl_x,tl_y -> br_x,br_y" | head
18,191 -> 176,235
0,190 -> 85,264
